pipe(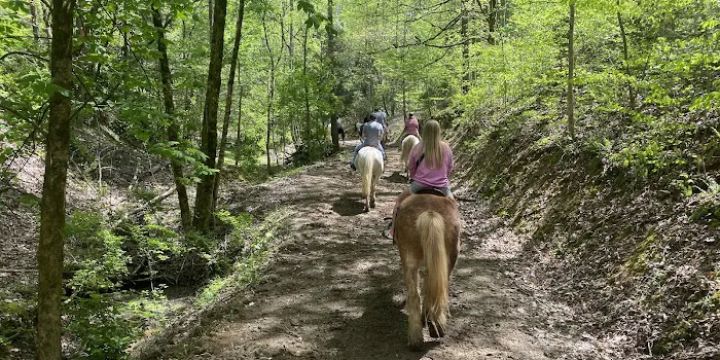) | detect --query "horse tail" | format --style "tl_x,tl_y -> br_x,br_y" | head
417,210 -> 448,328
